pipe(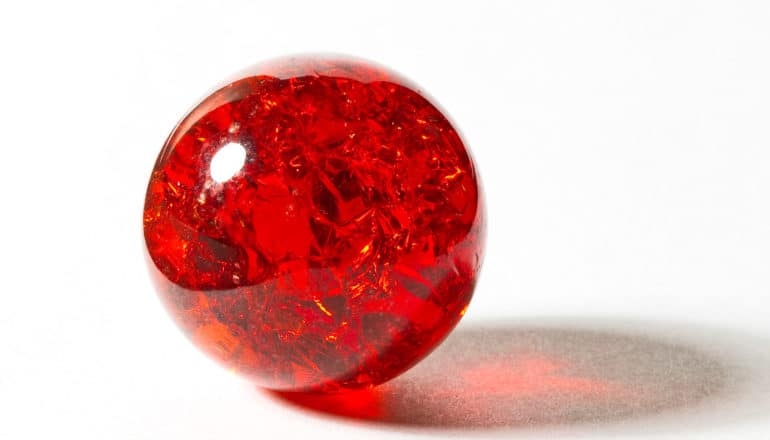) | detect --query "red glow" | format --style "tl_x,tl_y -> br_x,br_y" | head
269,353 -> 635,425
269,328 -> 720,428
458,355 -> 627,398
